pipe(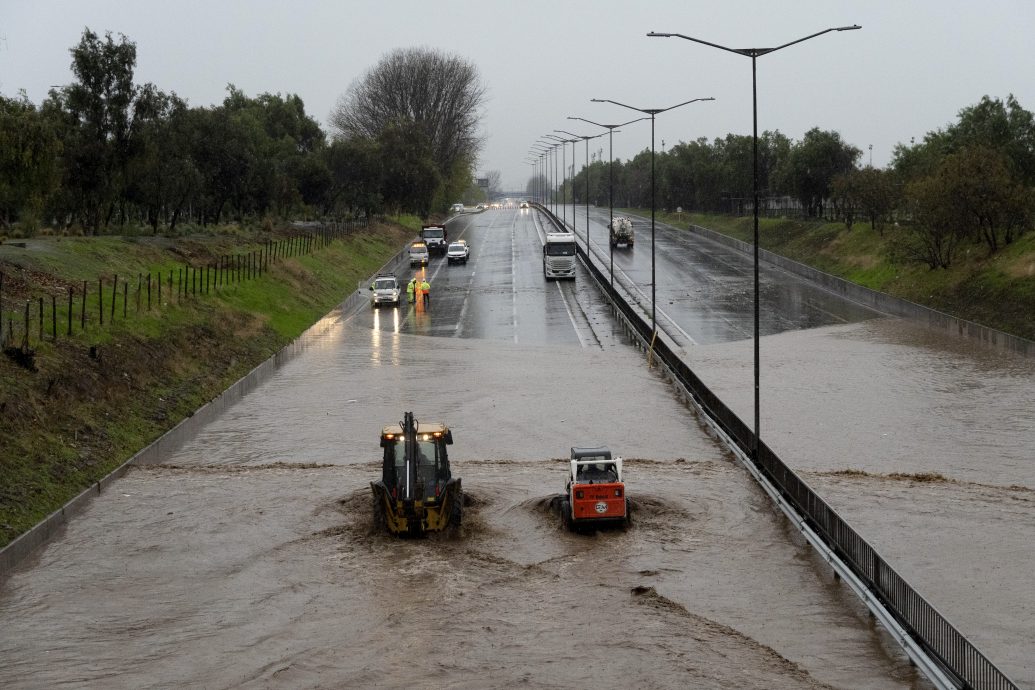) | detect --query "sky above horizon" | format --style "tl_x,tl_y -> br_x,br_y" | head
3,0 -> 1034,192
